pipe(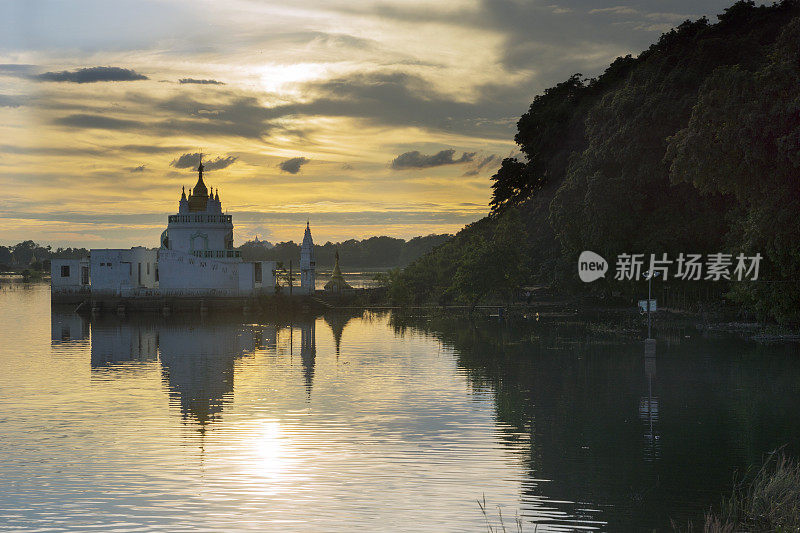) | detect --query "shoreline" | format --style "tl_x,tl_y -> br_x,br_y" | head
14,277 -> 796,341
